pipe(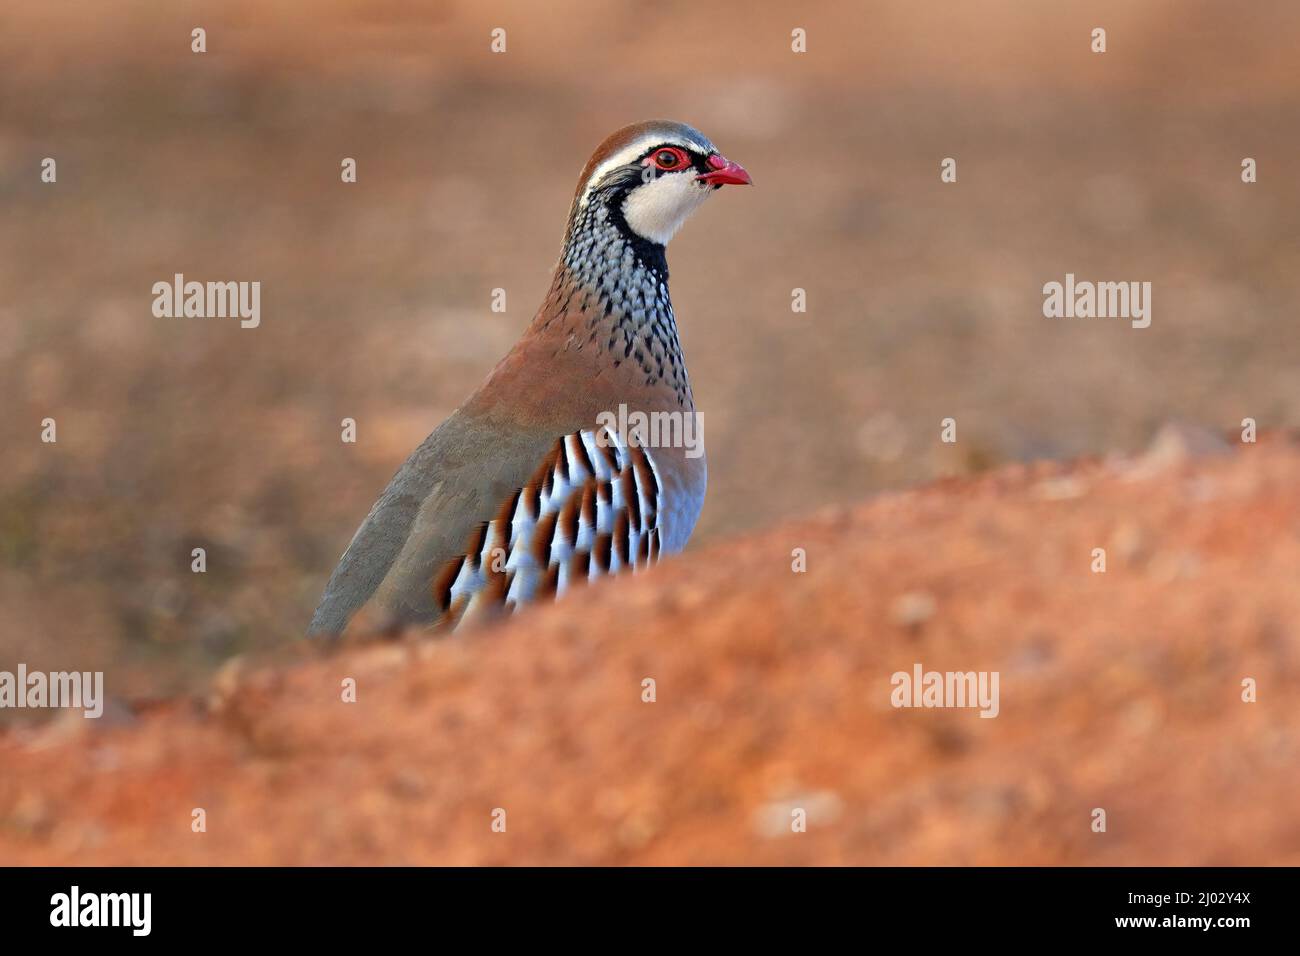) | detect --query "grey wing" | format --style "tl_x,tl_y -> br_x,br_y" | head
306,412 -> 558,637
306,420 -> 454,638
